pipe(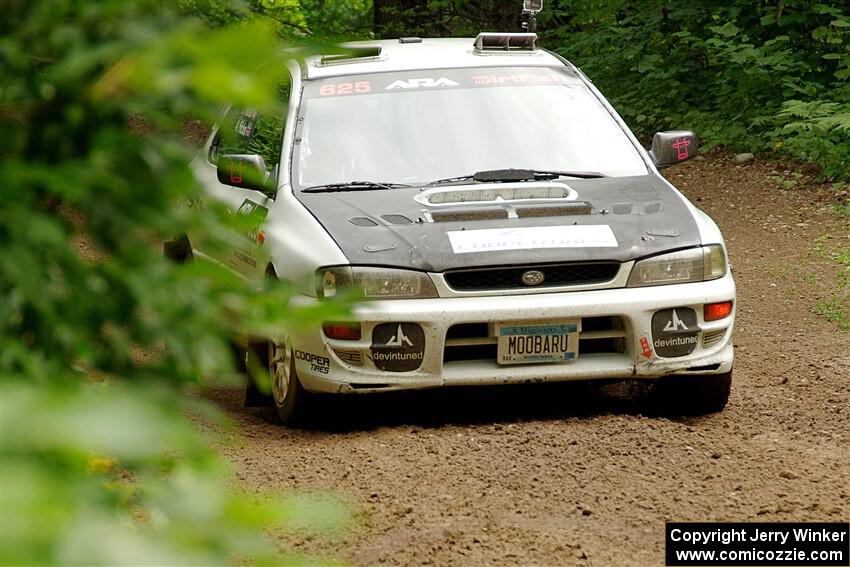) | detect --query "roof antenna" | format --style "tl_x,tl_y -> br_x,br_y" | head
521,0 -> 543,32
